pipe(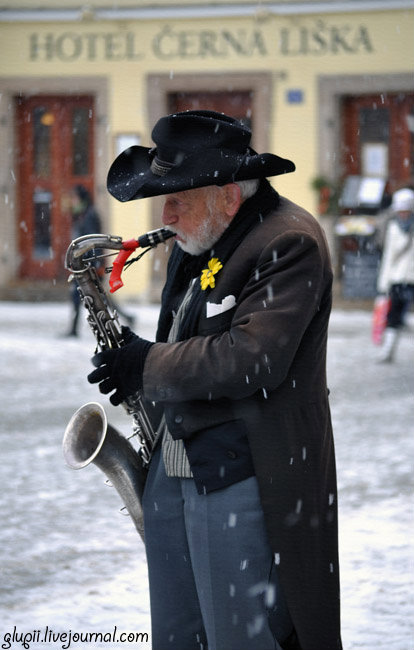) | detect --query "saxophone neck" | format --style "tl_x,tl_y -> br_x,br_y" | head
65,234 -> 123,273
